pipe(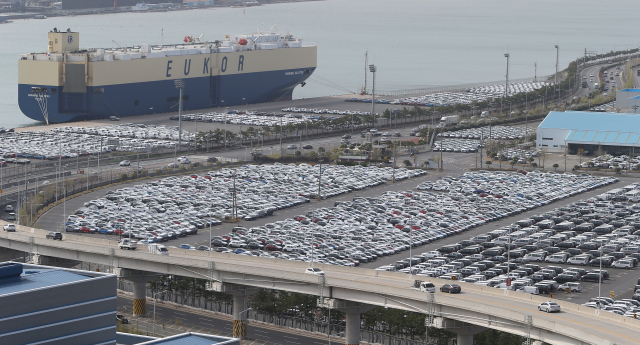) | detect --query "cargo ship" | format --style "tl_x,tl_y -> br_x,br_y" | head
18,28 -> 317,123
